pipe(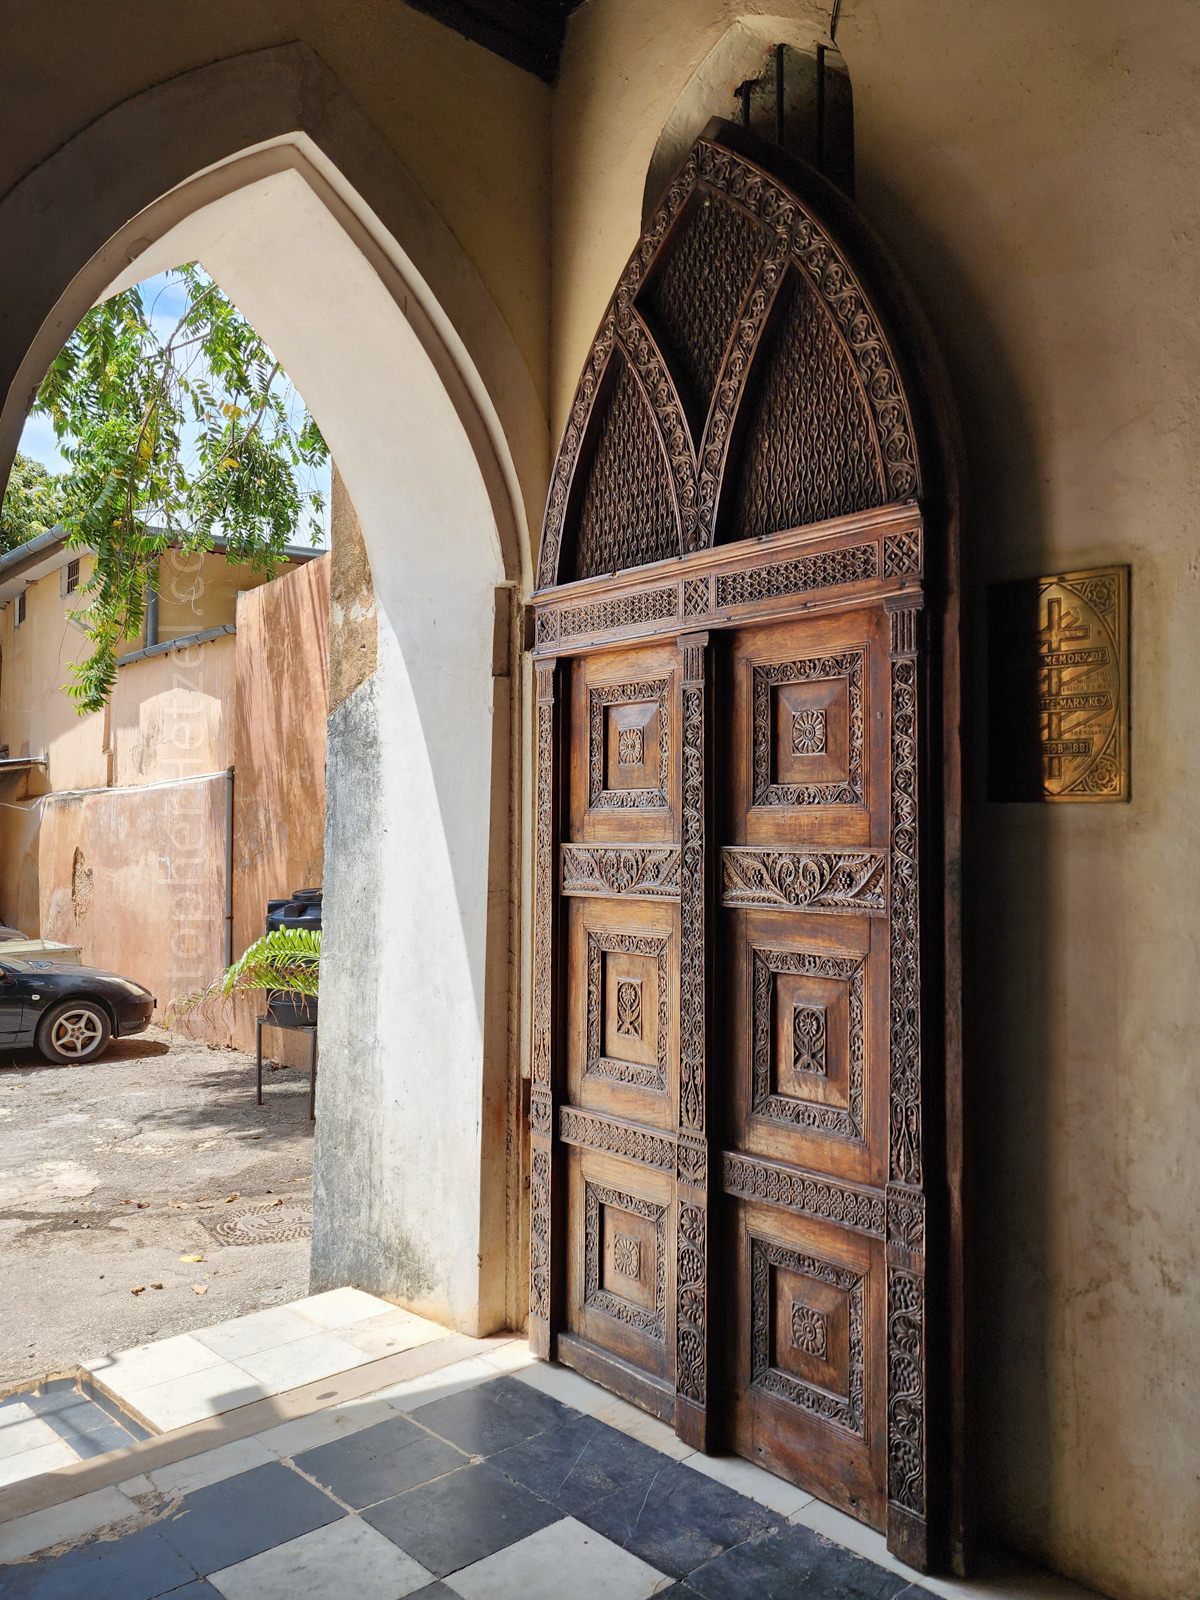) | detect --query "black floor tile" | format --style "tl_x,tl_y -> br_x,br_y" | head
1,1382 -> 78,1417
154,1460 -> 343,1574
2,1387 -> 147,1453
65,1422 -> 139,1459
294,1414 -> 467,1508
29,1396 -> 113,1431
406,1374 -> 574,1456
579,1459 -> 777,1580
361,1461 -> 560,1577
406,1587 -> 462,1599
685,1522 -> 928,1600
492,1412 -> 675,1514
161,1584 -> 225,1598
0,1526 -> 197,1600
